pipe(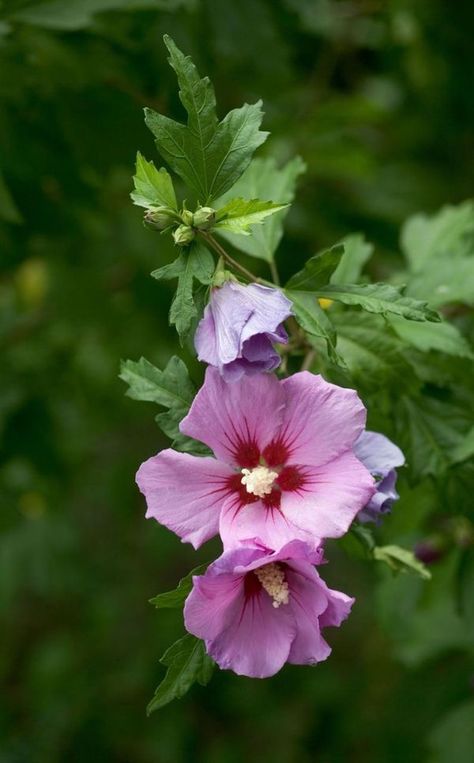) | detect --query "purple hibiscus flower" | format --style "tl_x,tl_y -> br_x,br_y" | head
353,431 -> 405,523
136,367 -> 375,550
194,281 -> 293,381
184,540 -> 354,678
